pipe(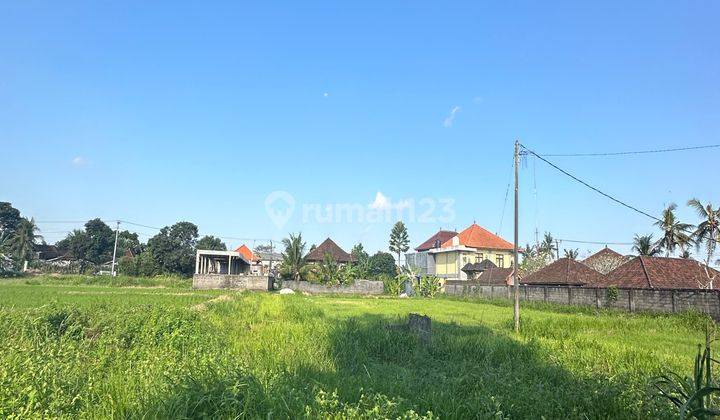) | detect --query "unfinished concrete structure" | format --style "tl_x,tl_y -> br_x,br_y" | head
195,249 -> 251,275
193,249 -> 273,290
